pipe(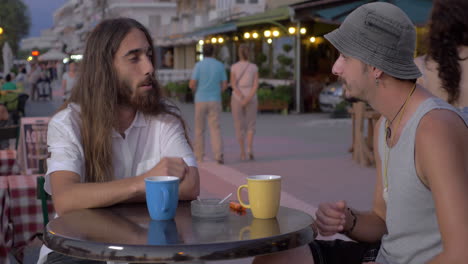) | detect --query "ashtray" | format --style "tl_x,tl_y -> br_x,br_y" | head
191,198 -> 229,219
